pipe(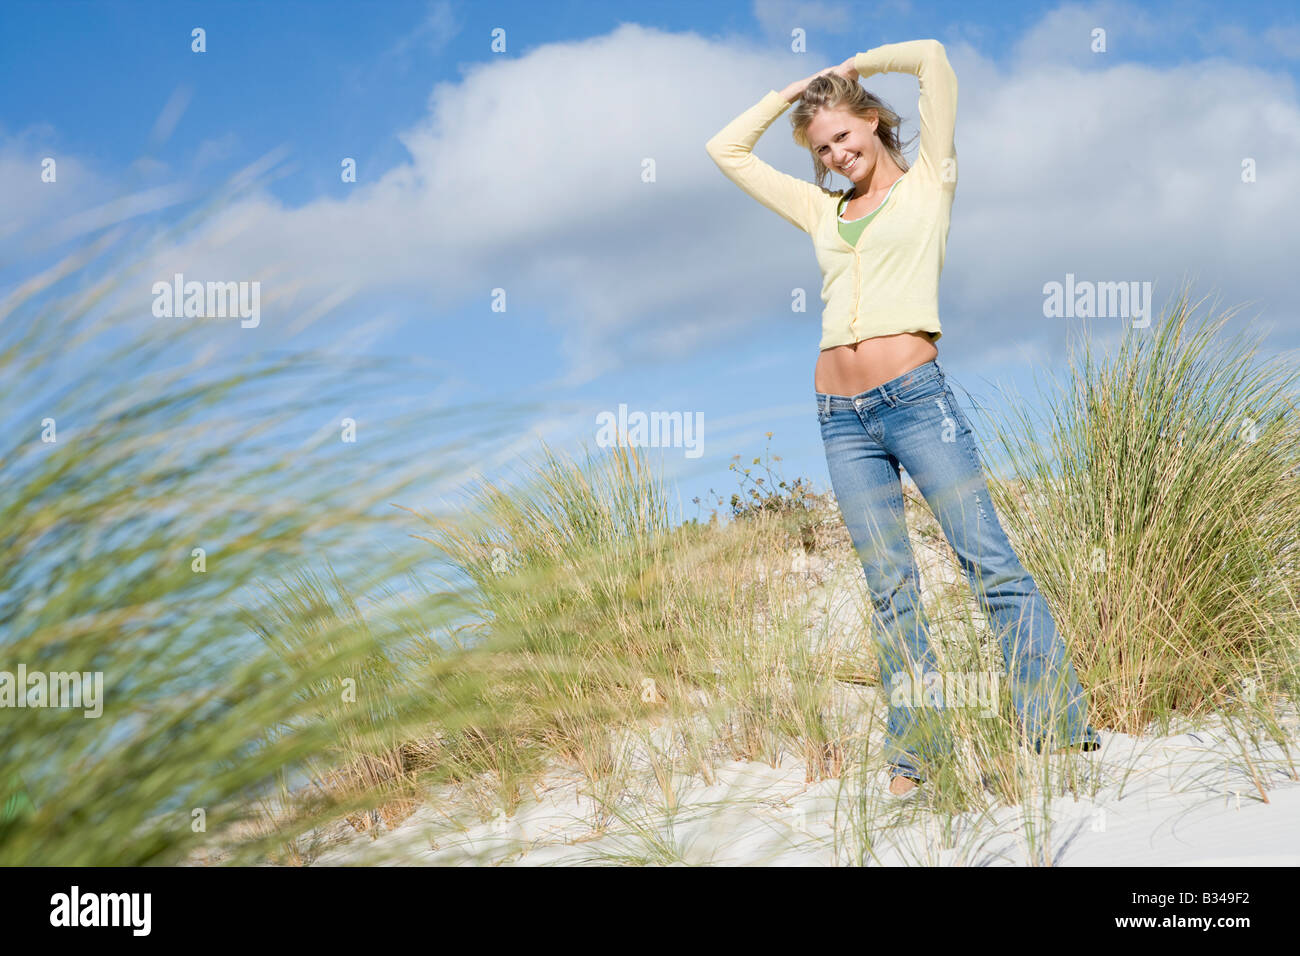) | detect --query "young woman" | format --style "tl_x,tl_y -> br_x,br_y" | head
705,40 -> 1101,797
